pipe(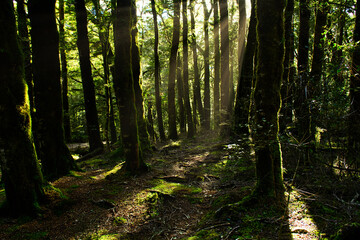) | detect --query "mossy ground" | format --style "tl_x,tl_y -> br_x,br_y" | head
0,132 -> 359,239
